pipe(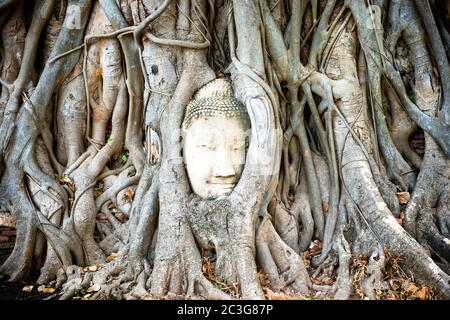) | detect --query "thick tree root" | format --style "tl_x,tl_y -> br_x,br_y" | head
256,215 -> 311,294
2,0 -> 450,302
311,233 -> 352,300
